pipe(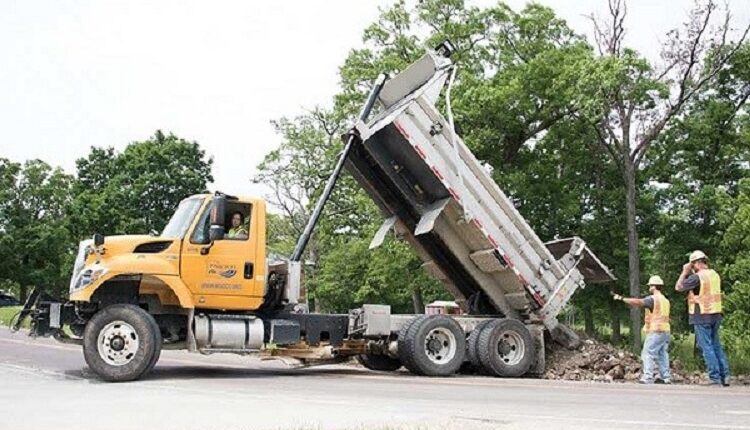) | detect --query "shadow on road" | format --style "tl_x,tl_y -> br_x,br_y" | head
73,364 -> 374,382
